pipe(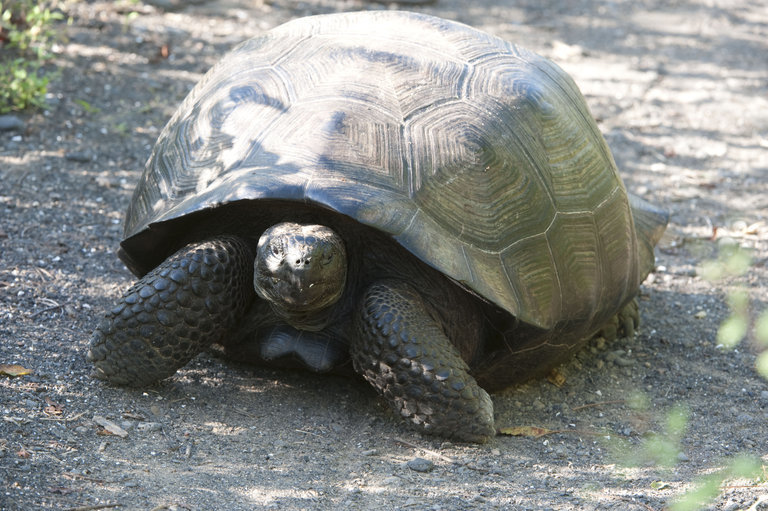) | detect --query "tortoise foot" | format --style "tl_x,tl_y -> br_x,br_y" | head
596,297 -> 640,342
224,323 -> 348,373
88,236 -> 254,387
353,281 -> 495,443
